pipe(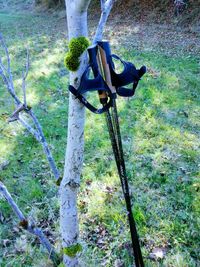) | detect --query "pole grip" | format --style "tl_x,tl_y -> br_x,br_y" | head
96,48 -> 108,104
98,43 -> 116,95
